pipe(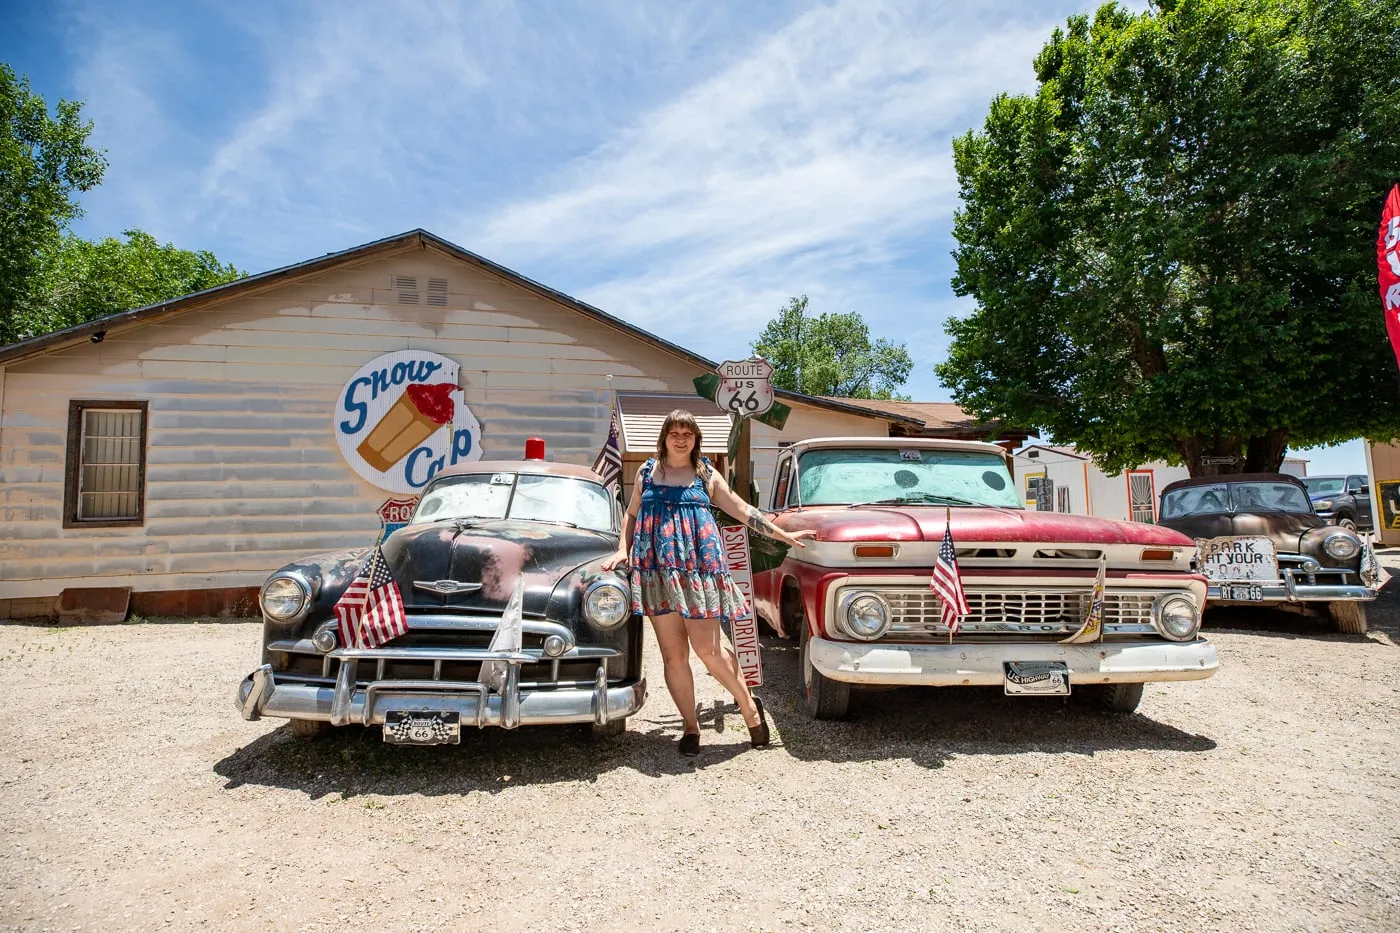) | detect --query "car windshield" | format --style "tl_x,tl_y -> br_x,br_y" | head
410,473 -> 616,533
796,447 -> 1022,507
1302,477 -> 1346,496
1160,482 -> 1312,518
